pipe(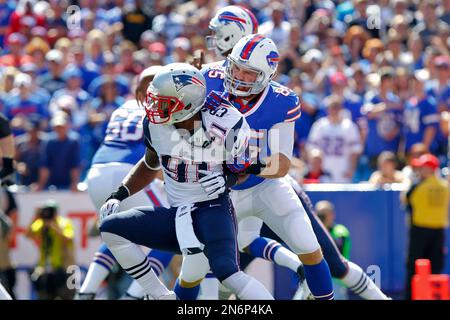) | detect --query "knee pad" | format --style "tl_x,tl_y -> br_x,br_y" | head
179,253 -> 210,284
